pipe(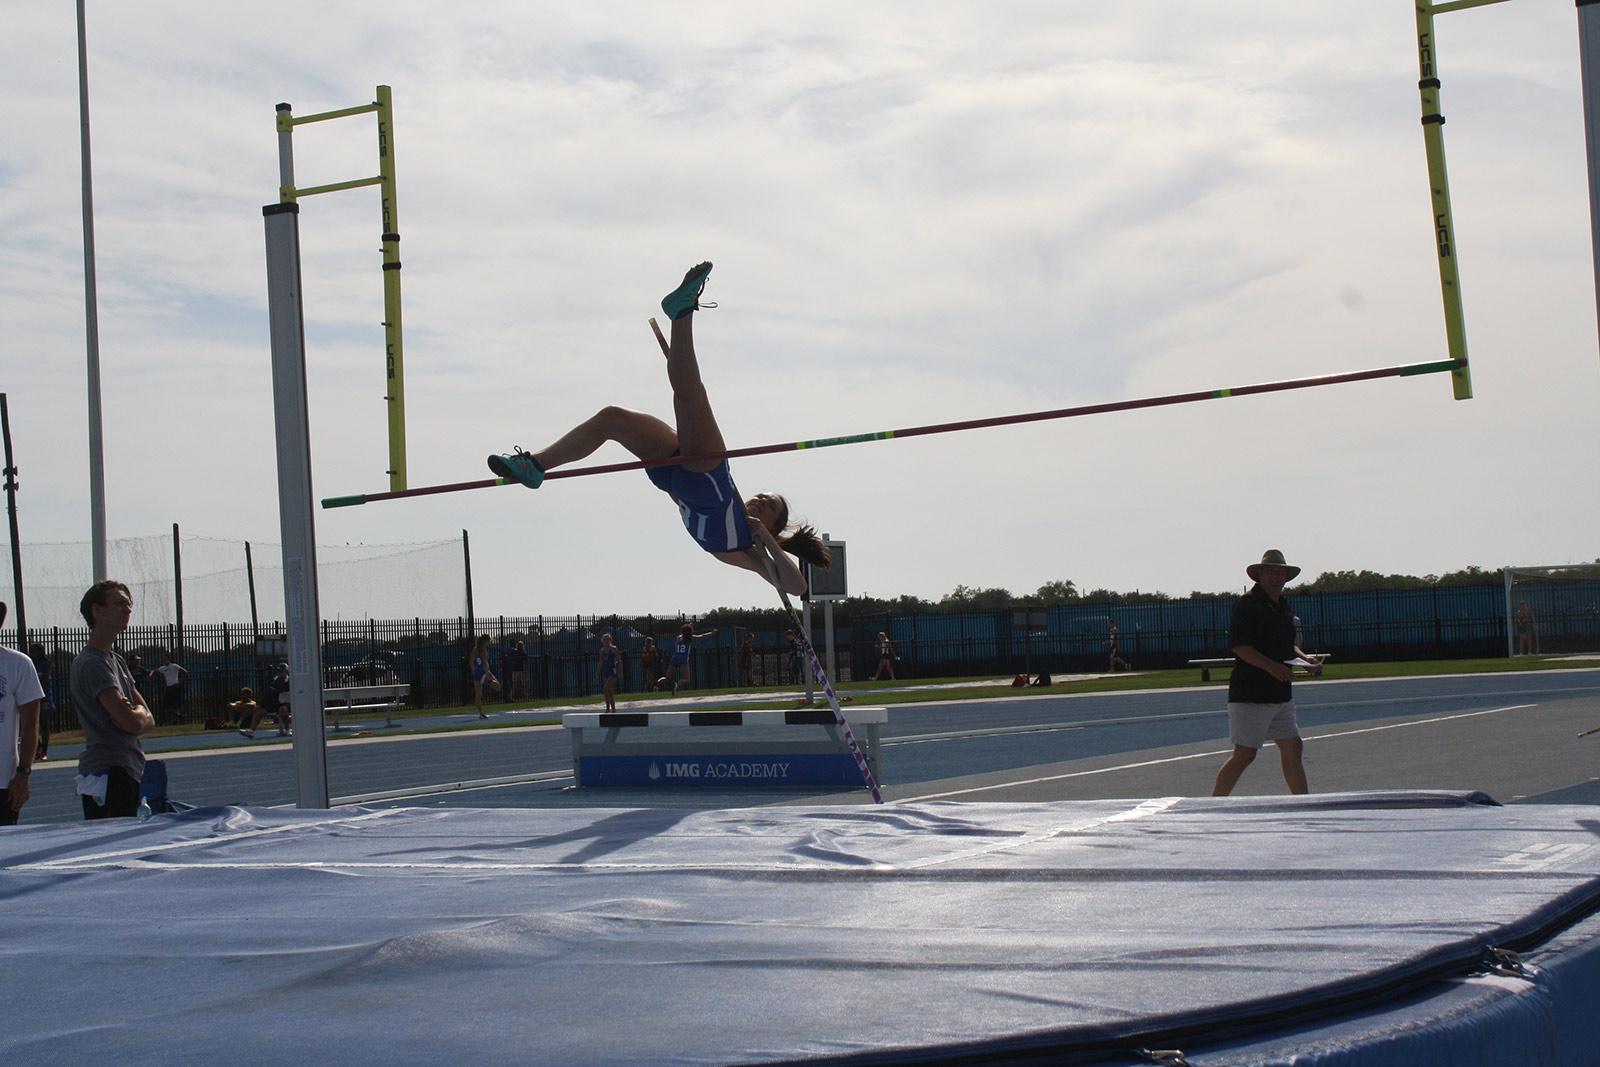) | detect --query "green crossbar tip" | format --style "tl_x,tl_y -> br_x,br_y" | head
321,494 -> 368,509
